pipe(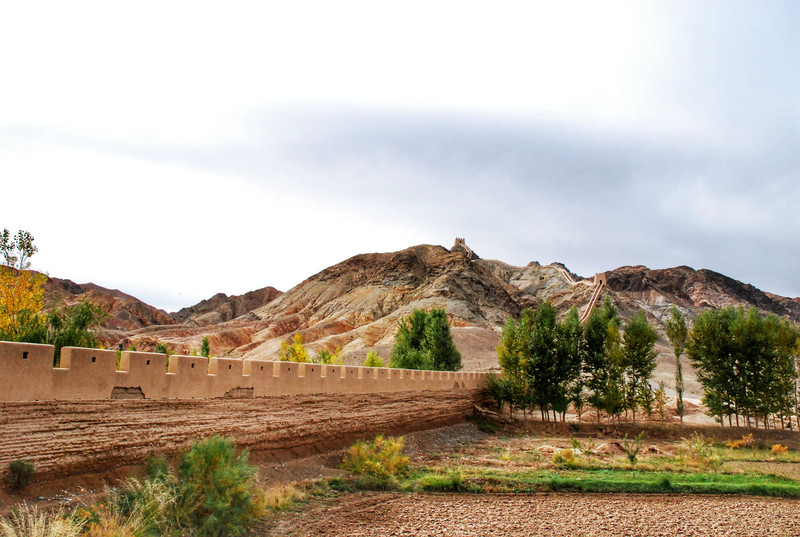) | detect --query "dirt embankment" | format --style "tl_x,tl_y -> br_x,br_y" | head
0,390 -> 489,484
